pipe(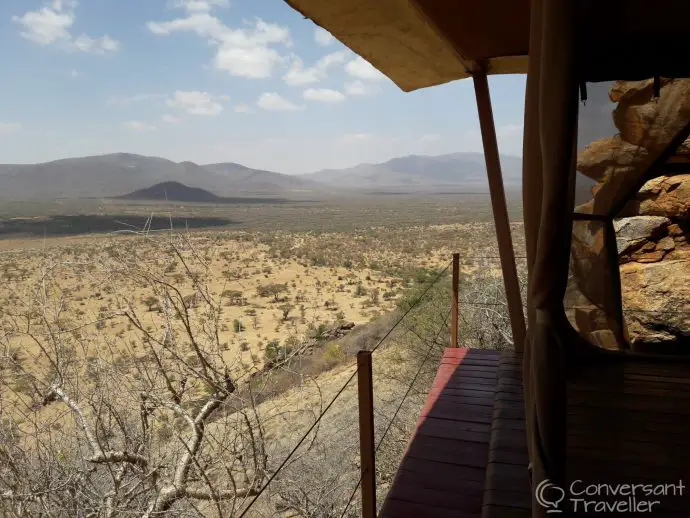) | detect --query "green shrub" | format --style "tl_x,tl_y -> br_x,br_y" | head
233,319 -> 245,332
265,339 -> 293,368
322,343 -> 345,366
